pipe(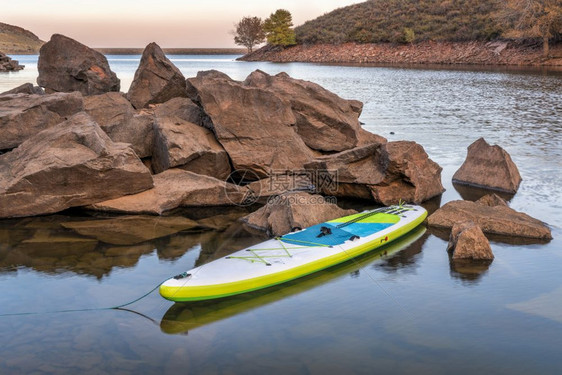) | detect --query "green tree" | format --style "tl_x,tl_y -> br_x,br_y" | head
500,0 -> 562,57
233,16 -> 265,53
263,9 -> 297,47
